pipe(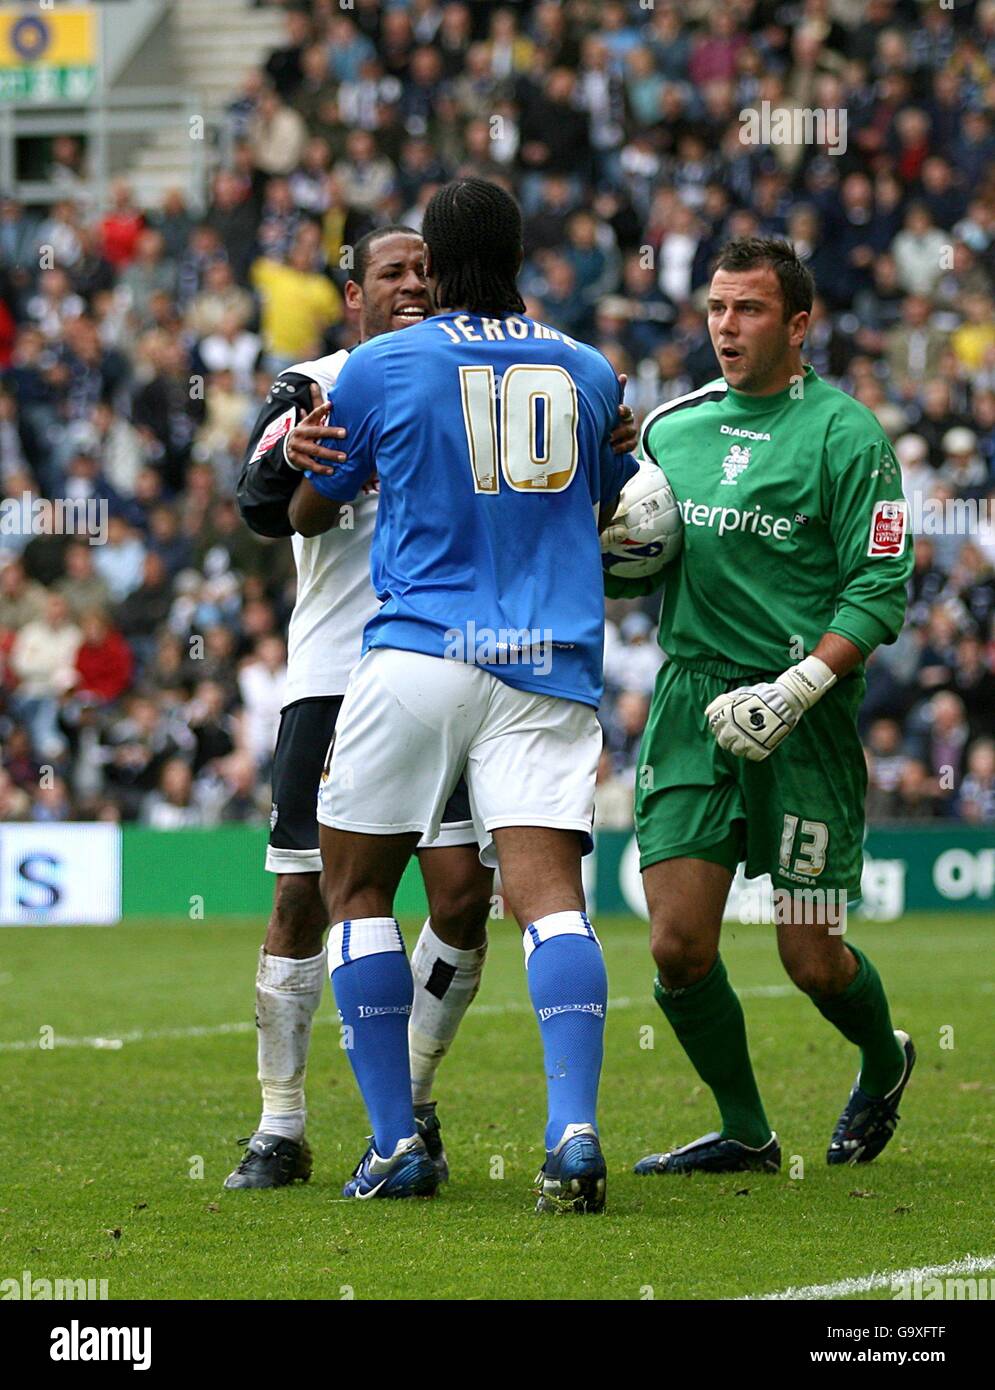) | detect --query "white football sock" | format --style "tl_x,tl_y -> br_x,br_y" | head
409,919 -> 487,1106
256,946 -> 326,1141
